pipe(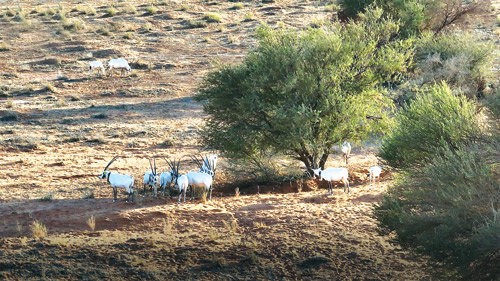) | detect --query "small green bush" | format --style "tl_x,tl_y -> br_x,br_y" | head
379,82 -> 481,170
231,3 -> 244,10
187,20 -> 207,28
